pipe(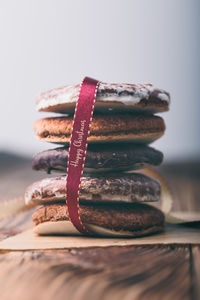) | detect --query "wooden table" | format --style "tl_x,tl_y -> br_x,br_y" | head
0,153 -> 199,300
